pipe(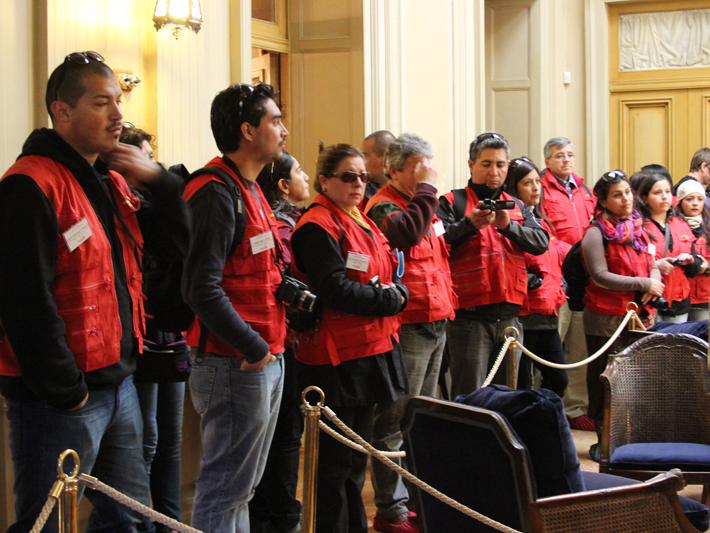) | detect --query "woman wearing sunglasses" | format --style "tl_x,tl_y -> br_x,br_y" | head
581,170 -> 663,461
635,172 -> 700,323
504,157 -> 569,398
290,143 -> 408,533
